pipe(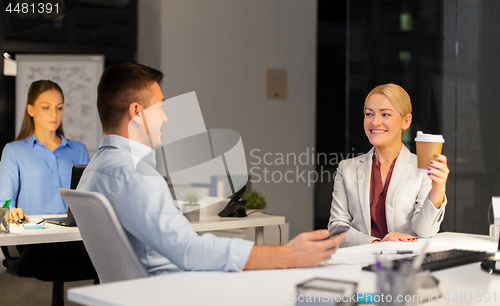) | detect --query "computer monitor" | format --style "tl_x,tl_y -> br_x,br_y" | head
70,164 -> 87,189
43,164 -> 87,227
